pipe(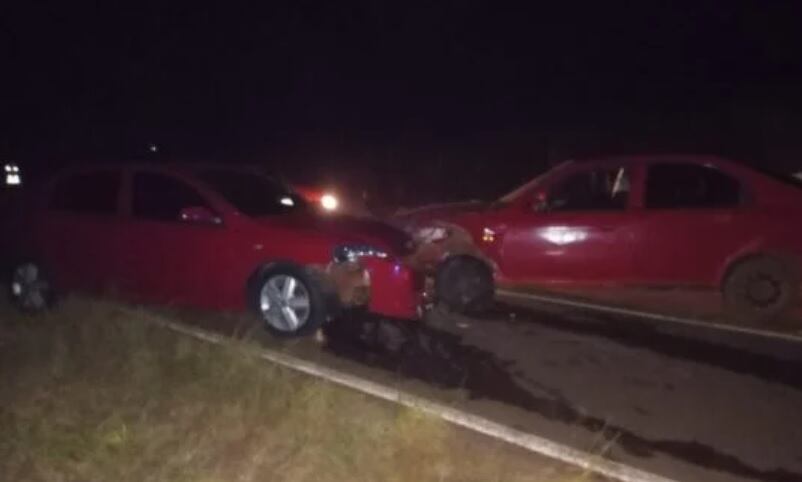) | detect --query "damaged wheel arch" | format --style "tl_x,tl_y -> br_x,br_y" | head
401,220 -> 498,314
